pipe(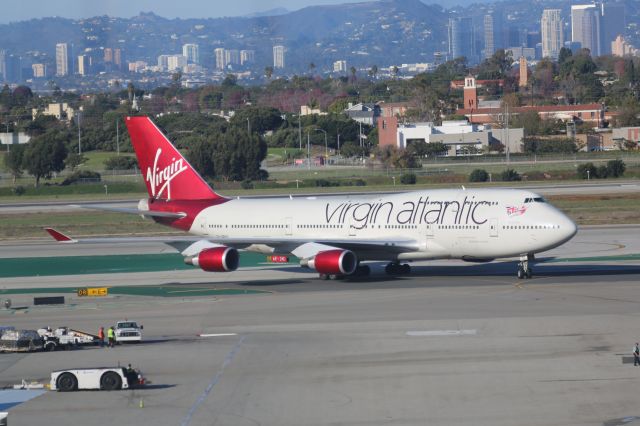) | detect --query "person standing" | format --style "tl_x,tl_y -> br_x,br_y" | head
98,327 -> 105,348
107,326 -> 115,348
633,343 -> 640,366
